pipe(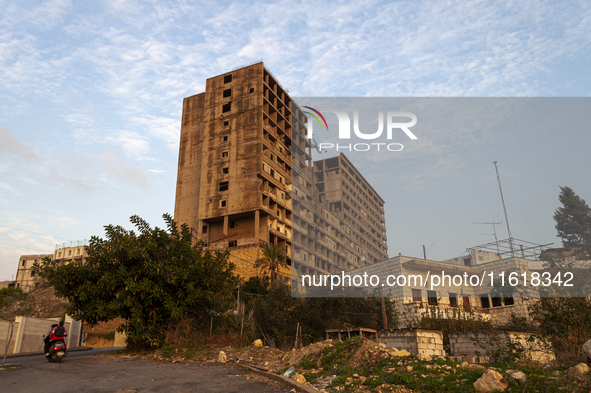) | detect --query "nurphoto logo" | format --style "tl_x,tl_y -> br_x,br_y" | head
304,106 -> 418,152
